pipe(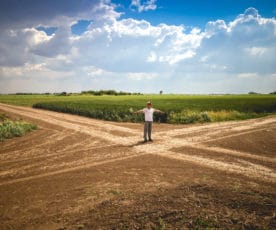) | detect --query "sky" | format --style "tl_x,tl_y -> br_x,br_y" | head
0,0 -> 276,94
